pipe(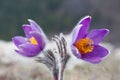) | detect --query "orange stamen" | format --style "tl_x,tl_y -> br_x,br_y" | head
29,37 -> 38,45
75,38 -> 94,54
